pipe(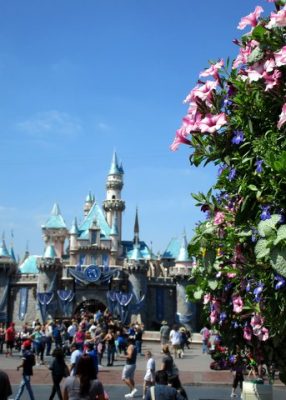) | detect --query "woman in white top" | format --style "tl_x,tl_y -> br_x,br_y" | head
143,351 -> 155,400
63,354 -> 106,400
